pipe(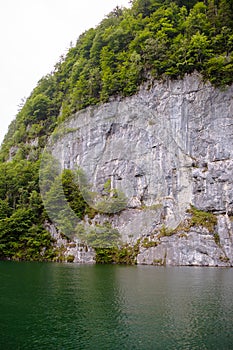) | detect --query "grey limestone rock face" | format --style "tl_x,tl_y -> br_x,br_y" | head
45,73 -> 233,266
137,216 -> 233,267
